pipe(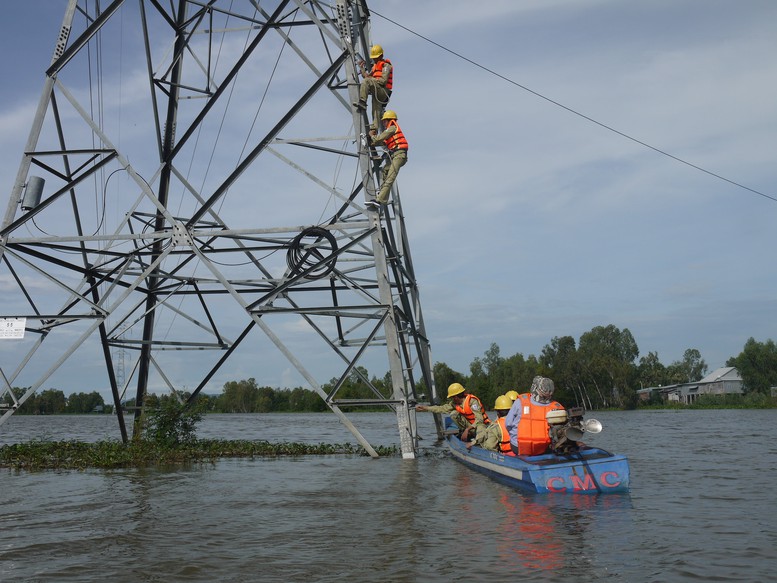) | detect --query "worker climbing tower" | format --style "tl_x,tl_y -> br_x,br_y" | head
0,0 -> 438,458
